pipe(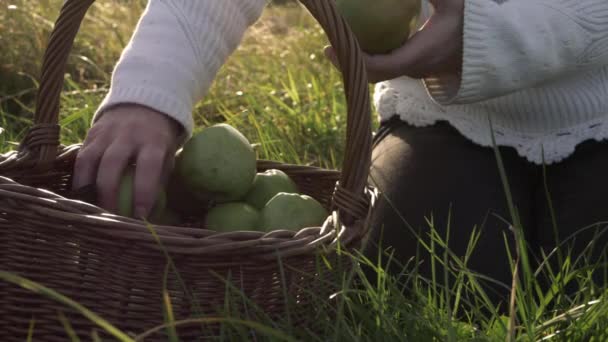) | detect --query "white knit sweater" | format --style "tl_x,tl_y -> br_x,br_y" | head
95,0 -> 608,164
